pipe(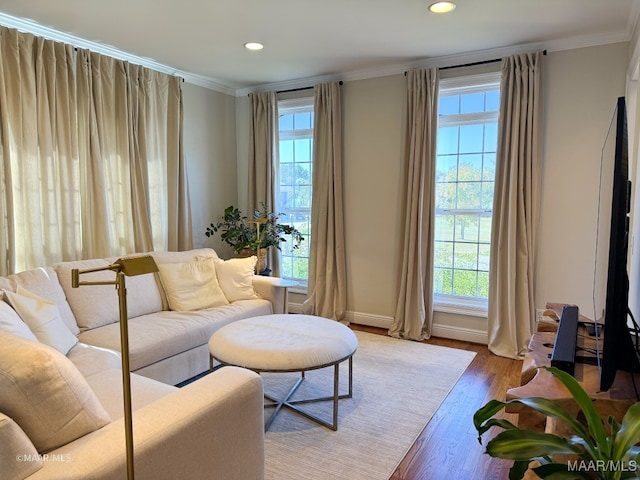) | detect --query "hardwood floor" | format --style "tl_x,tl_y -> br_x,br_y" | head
350,324 -> 523,480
